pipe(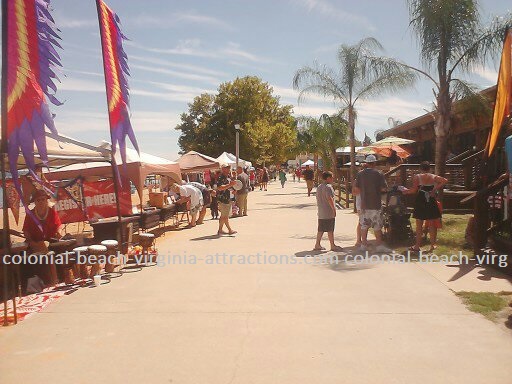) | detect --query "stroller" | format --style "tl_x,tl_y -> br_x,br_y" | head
382,186 -> 414,245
